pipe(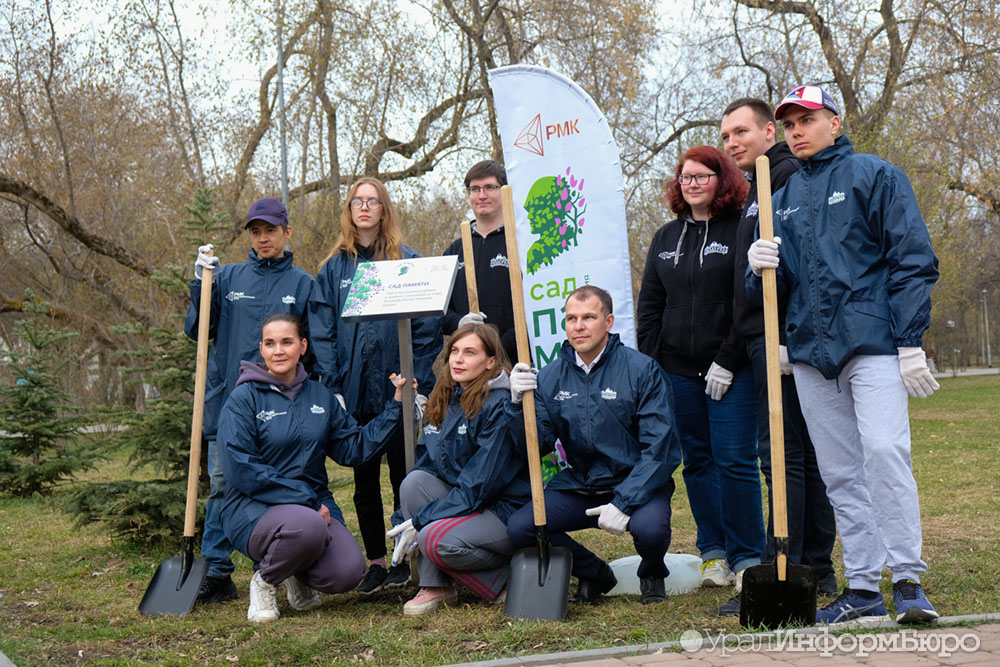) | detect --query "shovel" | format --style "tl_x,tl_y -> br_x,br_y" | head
740,156 -> 817,629
139,249 -> 213,616
499,185 -> 573,622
